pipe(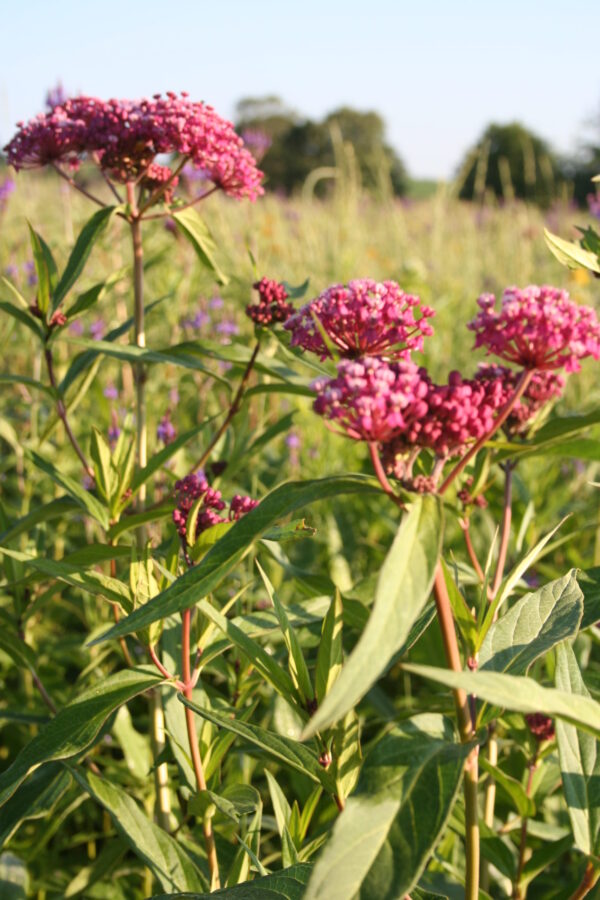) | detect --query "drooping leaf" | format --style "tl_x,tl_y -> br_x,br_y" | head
0,764 -> 71,848
403,663 -> 600,737
0,667 -> 163,807
72,768 -> 205,892
172,207 -> 229,285
0,497 -> 81,546
92,475 -> 378,644
304,714 -> 470,900
478,757 -> 535,818
0,302 -> 44,341
479,571 -> 583,675
27,222 -> 52,314
303,495 -> 442,737
544,228 -> 600,274
555,641 -> 600,856
178,697 -> 335,792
